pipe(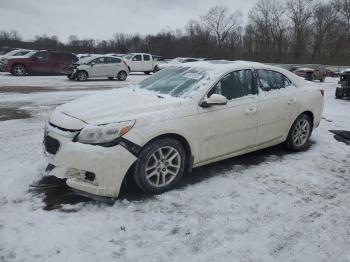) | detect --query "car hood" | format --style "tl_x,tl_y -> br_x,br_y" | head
55,88 -> 185,126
